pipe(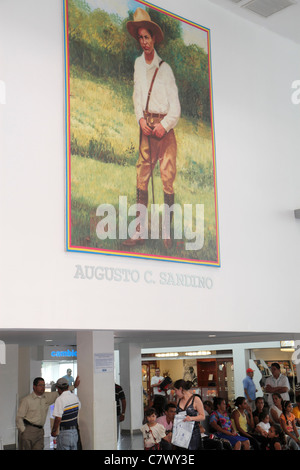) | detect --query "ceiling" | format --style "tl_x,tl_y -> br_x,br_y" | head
208,0 -> 300,45
0,328 -> 298,350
